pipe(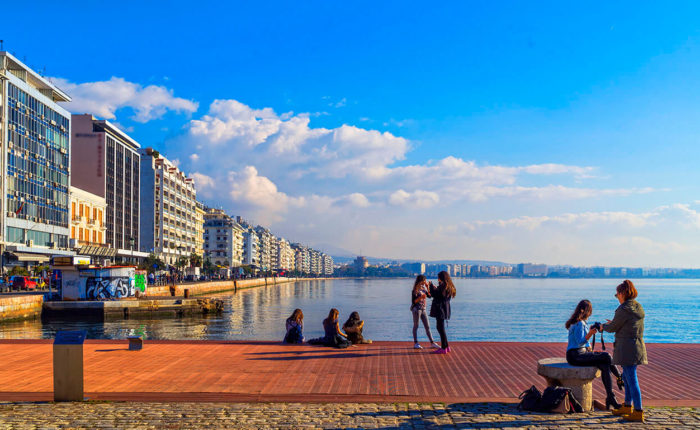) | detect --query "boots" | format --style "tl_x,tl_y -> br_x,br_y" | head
605,395 -> 621,410
623,409 -> 645,423
612,404 -> 632,416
